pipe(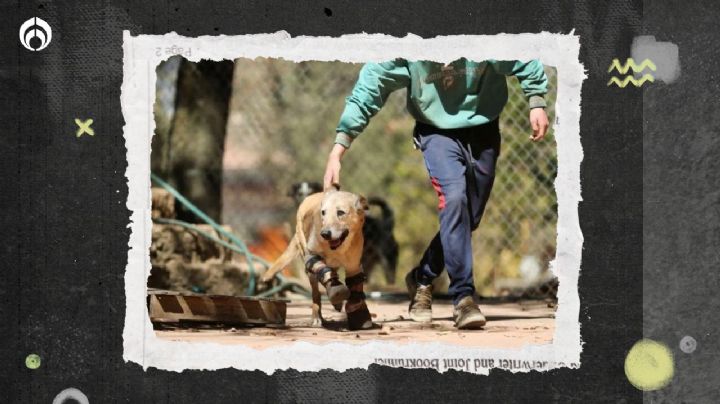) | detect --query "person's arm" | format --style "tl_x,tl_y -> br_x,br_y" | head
492,59 -> 548,108
492,59 -> 550,141
323,143 -> 347,190
324,60 -> 410,189
334,60 -> 411,148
